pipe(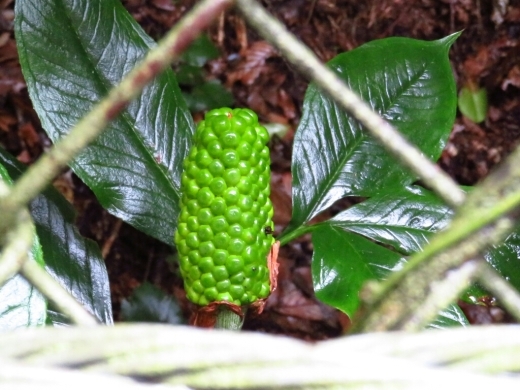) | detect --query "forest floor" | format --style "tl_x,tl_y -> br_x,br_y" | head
1,0 -> 520,339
